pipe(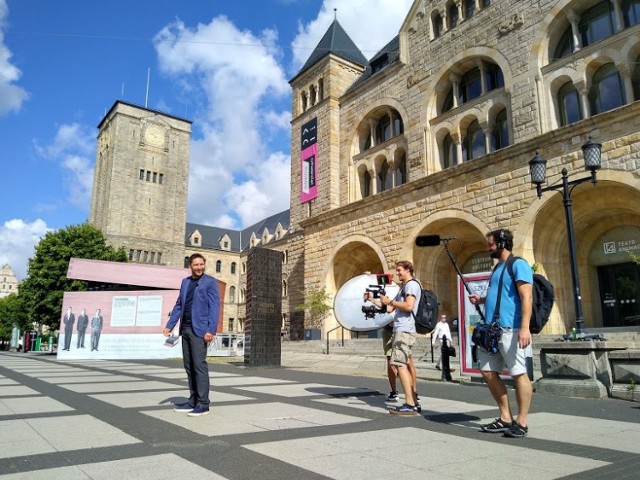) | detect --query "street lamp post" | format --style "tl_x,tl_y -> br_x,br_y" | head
528,136 -> 602,336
